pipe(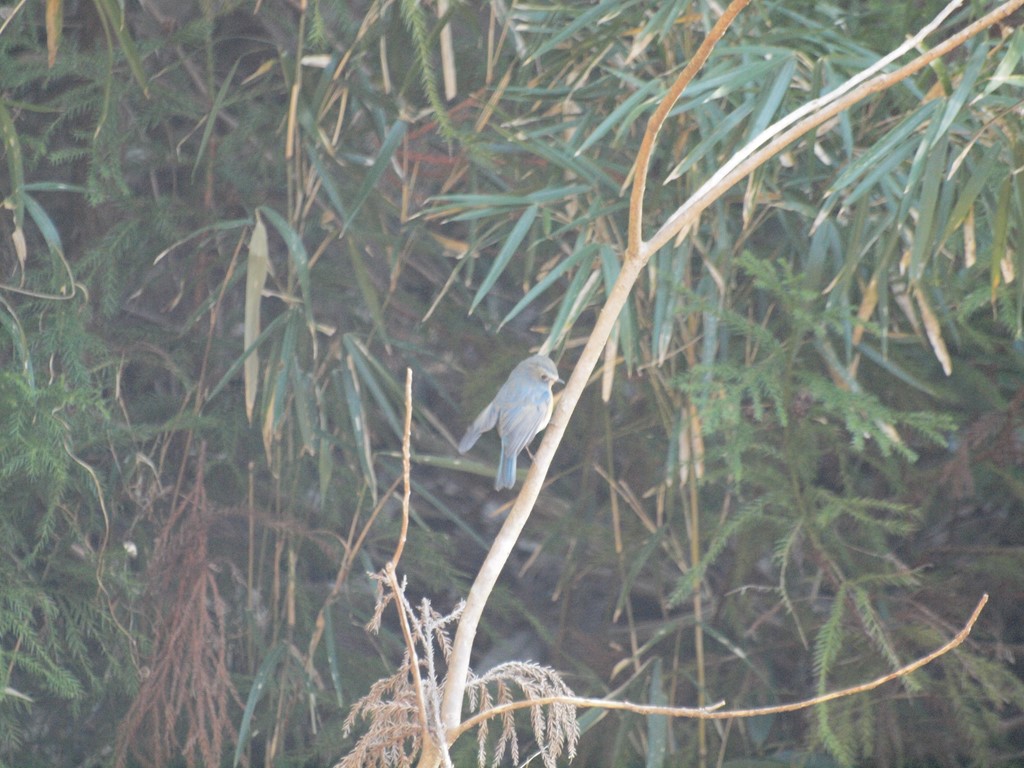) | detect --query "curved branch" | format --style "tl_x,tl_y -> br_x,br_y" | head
451,594 -> 988,738
627,0 -> 752,258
